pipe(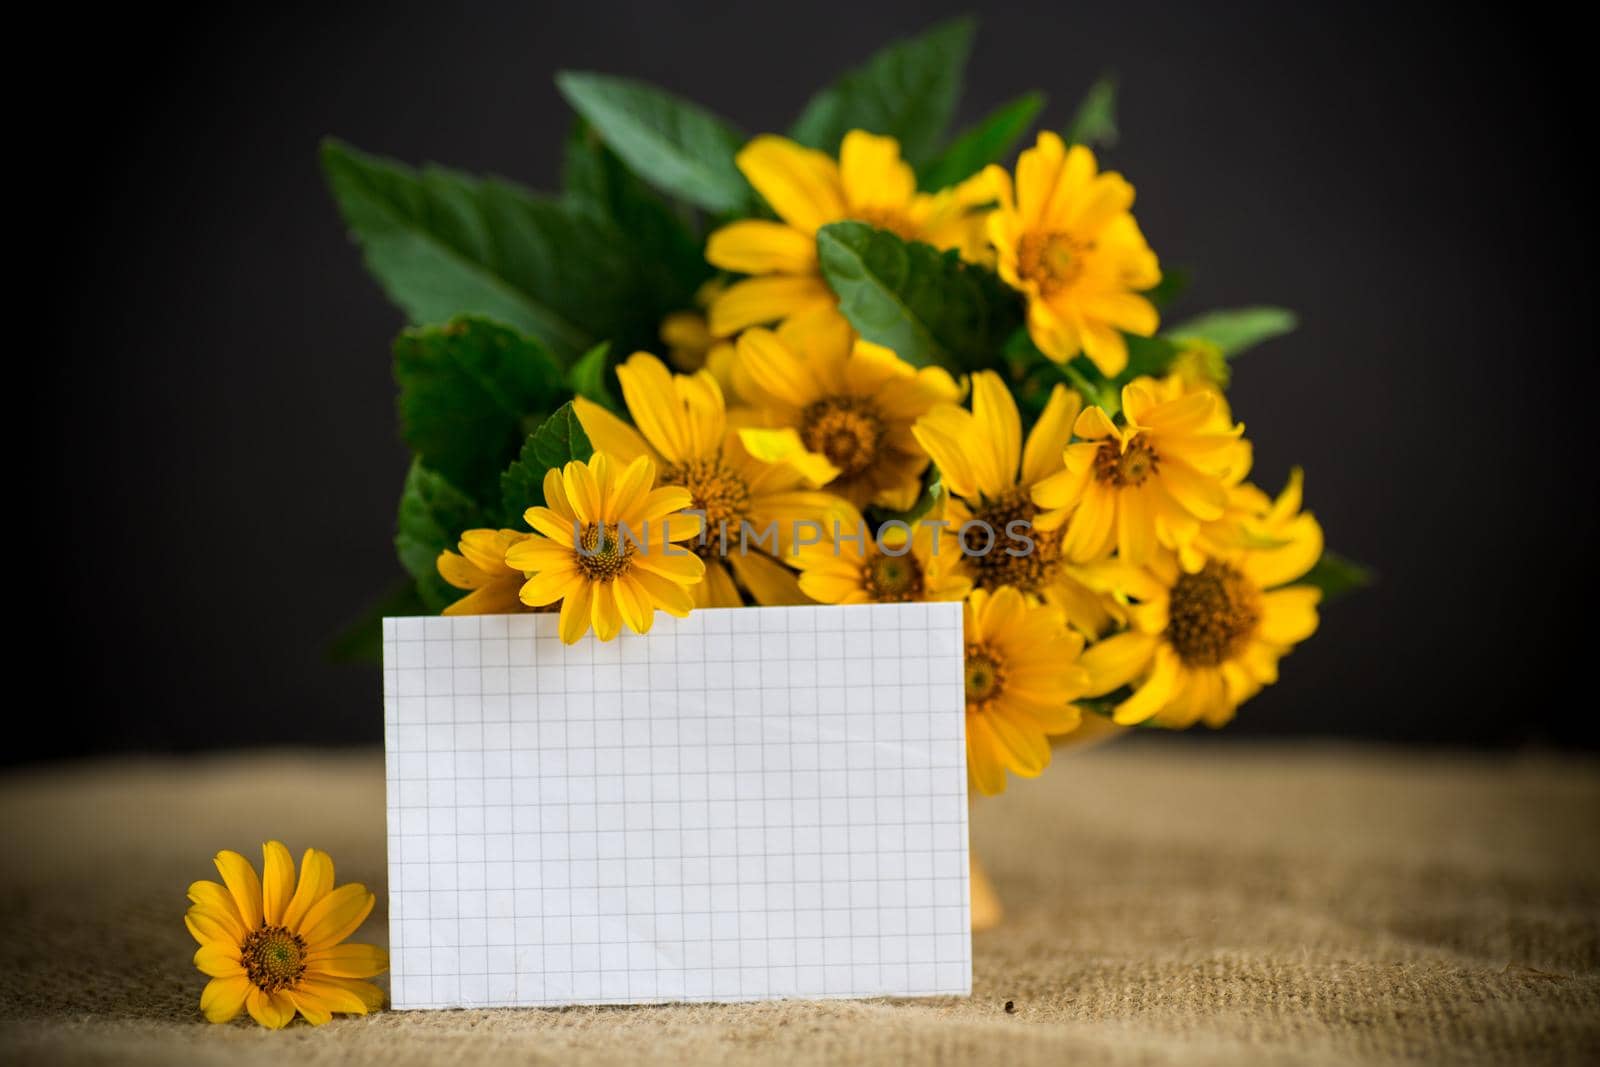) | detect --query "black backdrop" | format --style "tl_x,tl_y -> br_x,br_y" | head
29,1 -> 1594,764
